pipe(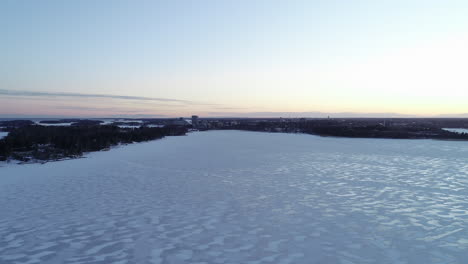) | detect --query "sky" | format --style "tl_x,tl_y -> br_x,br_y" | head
2,0 -> 468,118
